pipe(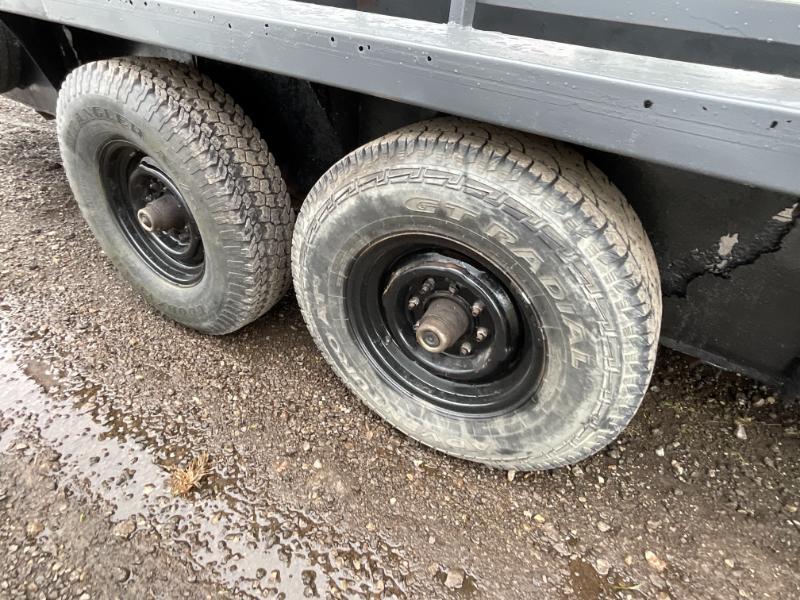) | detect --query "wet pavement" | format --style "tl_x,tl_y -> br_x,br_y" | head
0,96 -> 798,599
